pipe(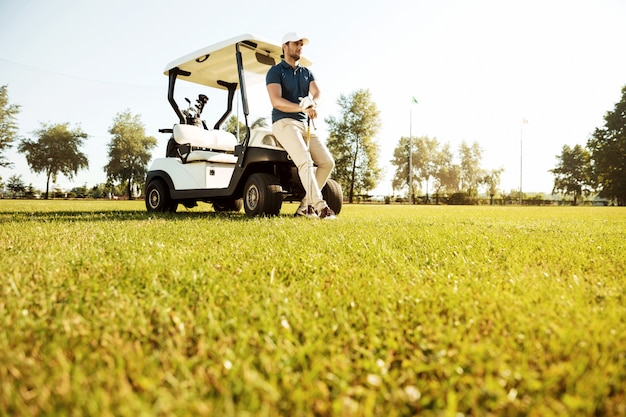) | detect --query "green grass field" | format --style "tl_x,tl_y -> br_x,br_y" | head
1,200 -> 625,416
